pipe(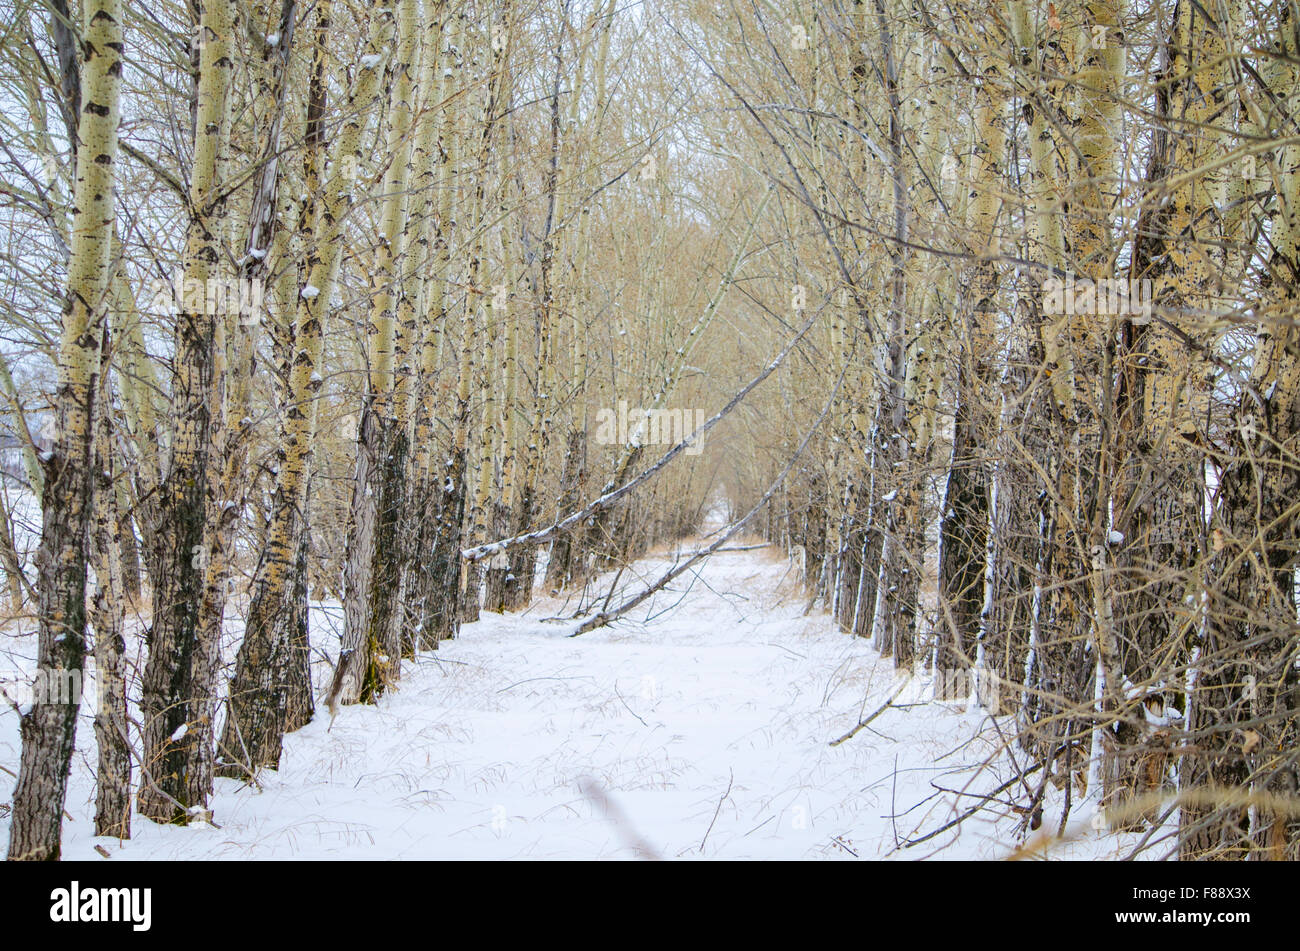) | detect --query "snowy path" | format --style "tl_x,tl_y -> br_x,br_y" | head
2,531 -> 1131,860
